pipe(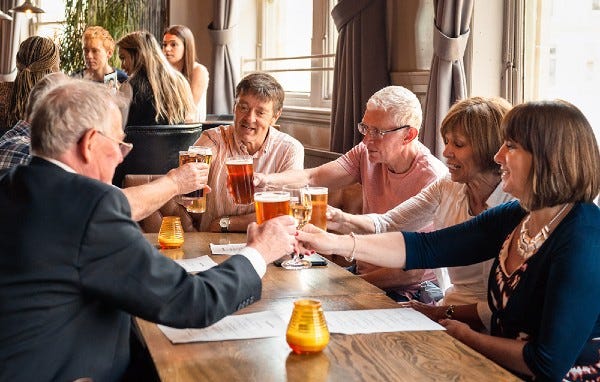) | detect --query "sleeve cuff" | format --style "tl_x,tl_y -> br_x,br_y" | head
236,246 -> 267,278
366,214 -> 383,233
